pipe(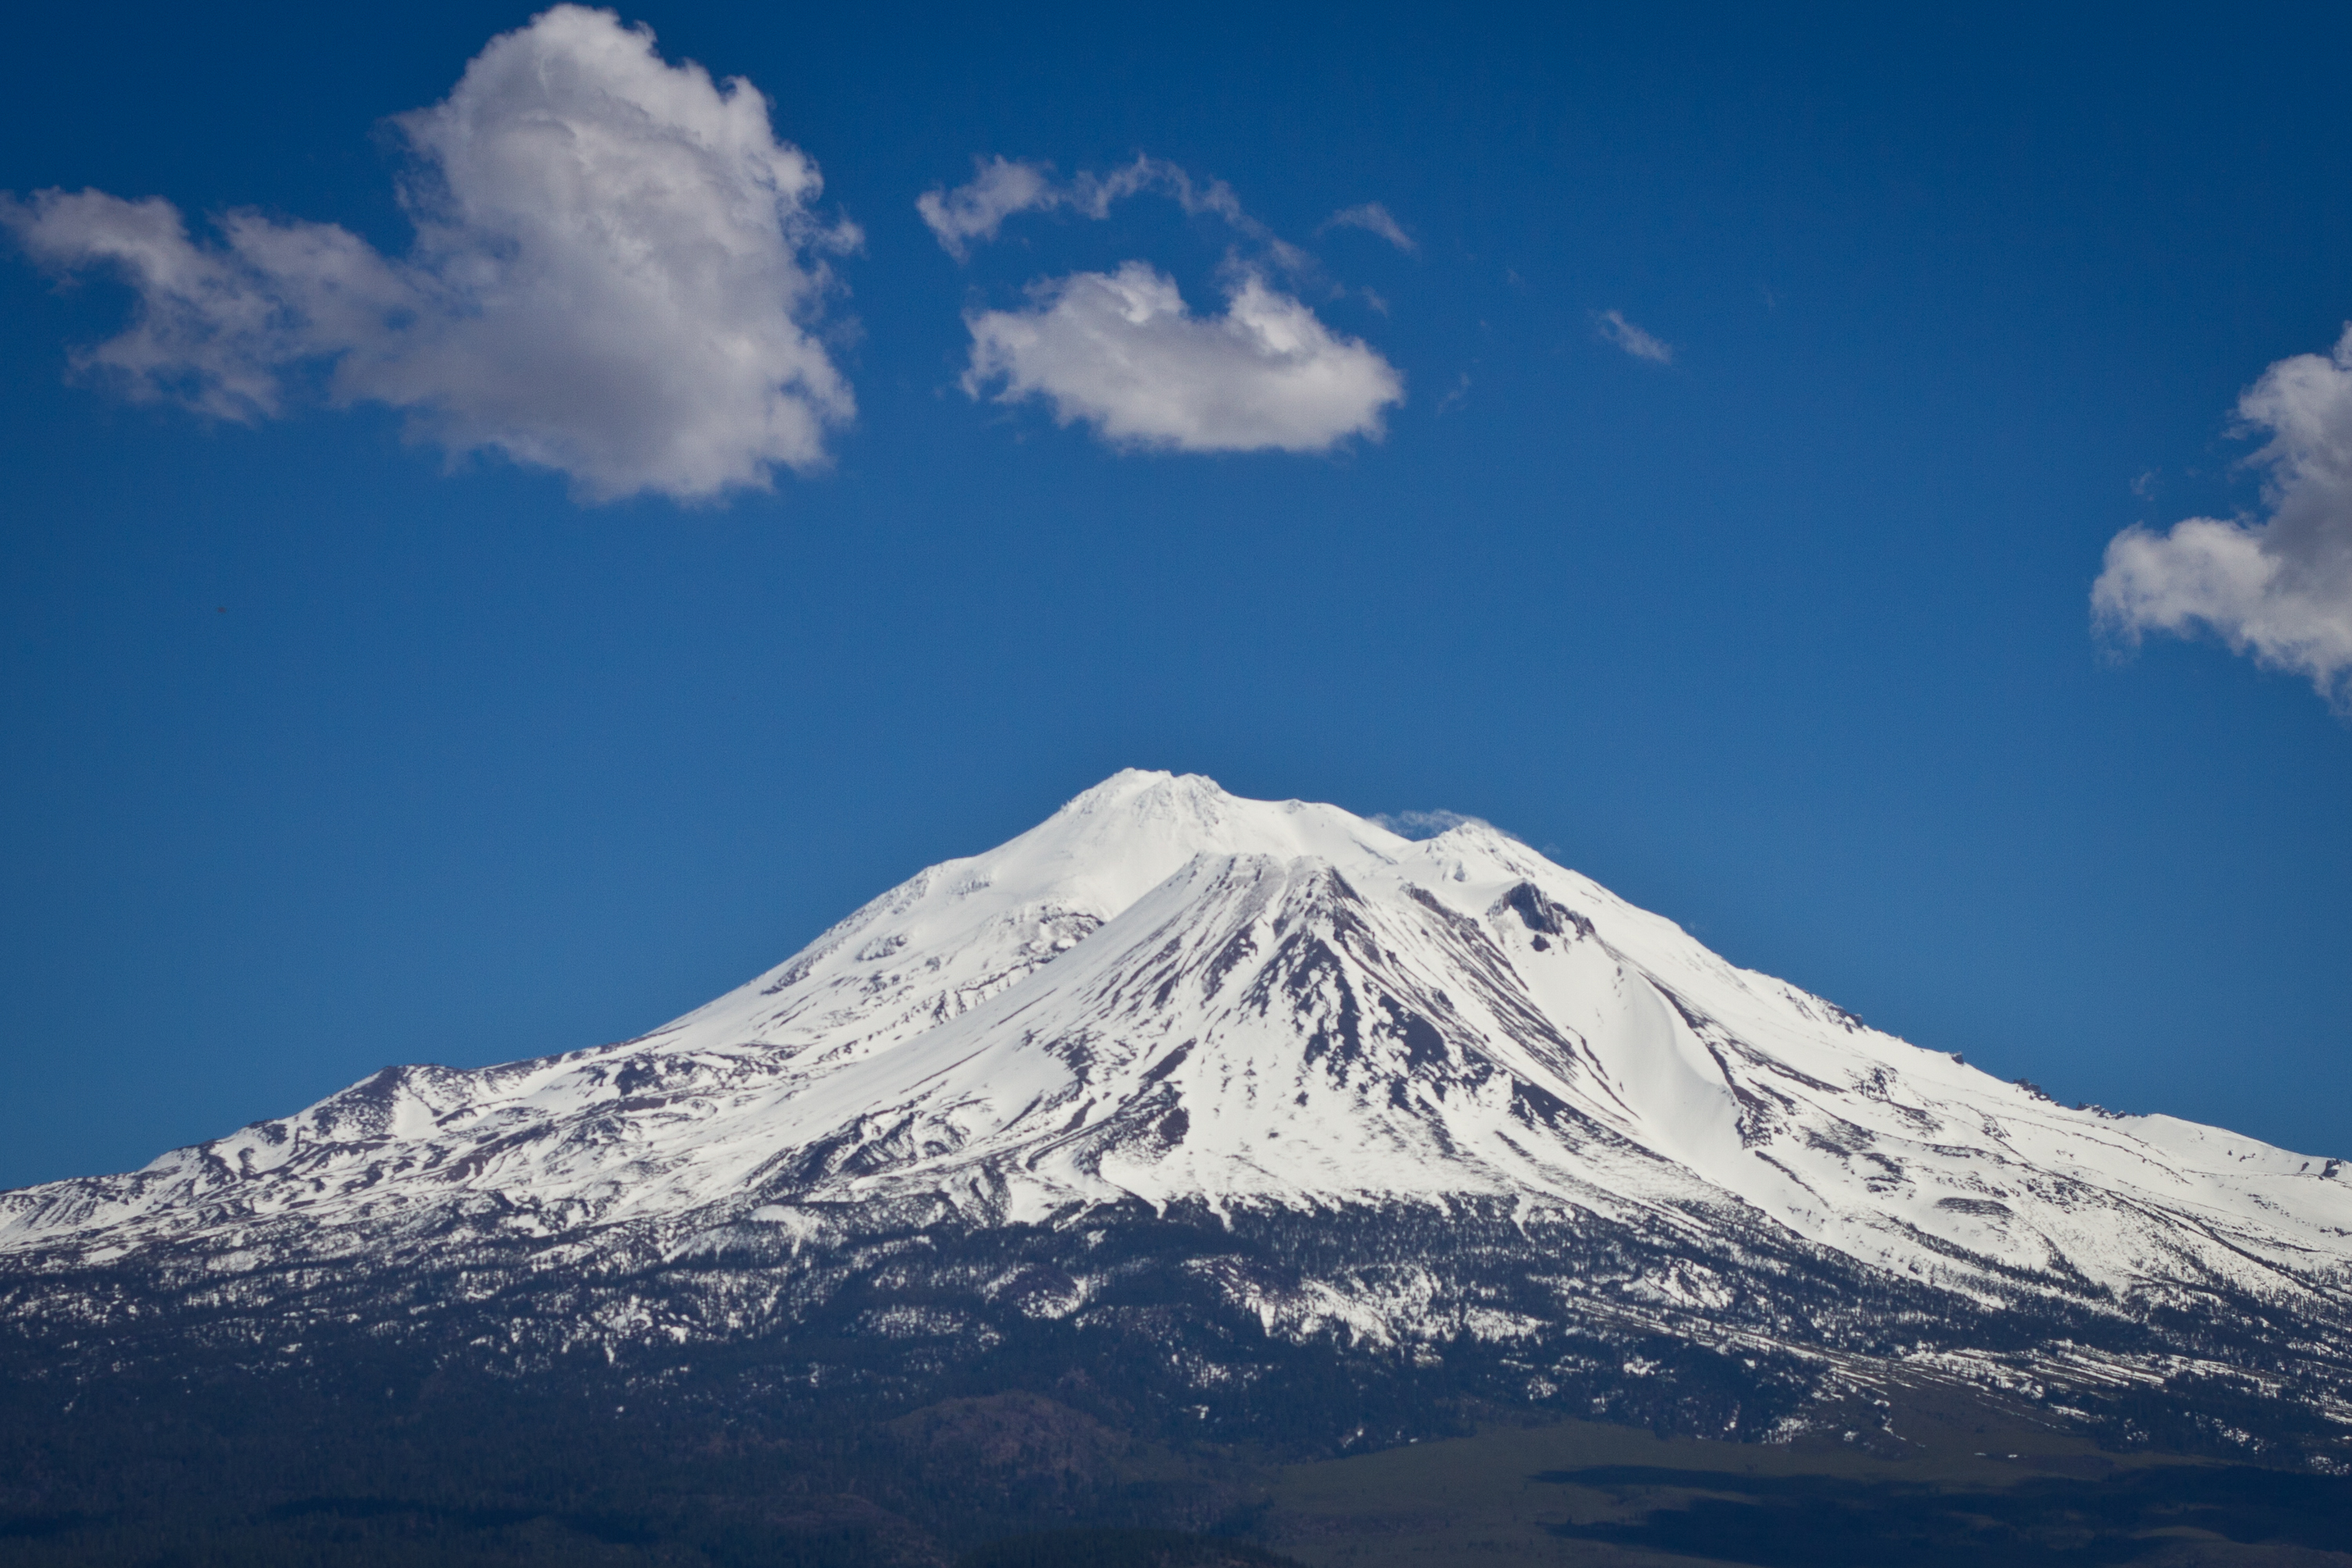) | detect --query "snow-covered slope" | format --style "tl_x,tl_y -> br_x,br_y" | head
9,769 -> 2345,1292
5,771 -> 2350,1438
